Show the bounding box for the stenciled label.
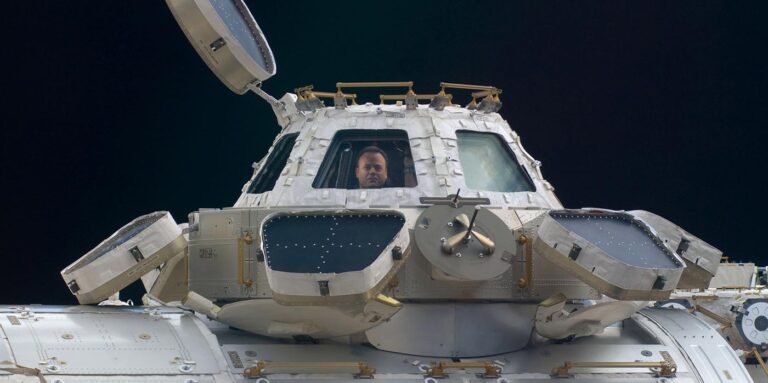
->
[198,248,216,259]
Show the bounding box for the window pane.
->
[312,130,416,189]
[456,131,535,192]
[247,133,298,194]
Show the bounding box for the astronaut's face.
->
[356,152,388,188]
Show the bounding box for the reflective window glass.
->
[247,133,298,194]
[456,131,535,192]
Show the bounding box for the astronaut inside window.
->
[313,130,416,189]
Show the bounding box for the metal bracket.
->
[425,361,501,379]
[129,246,144,262]
[439,210,495,255]
[419,193,490,208]
[209,37,226,52]
[246,81,284,109]
[318,281,330,296]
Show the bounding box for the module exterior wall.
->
[638,308,753,382]
[234,105,562,210]
[393,248,524,300]
[187,204,603,303]
[0,307,227,376]
[188,208,262,301]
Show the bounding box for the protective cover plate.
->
[166,0,276,94]
[263,213,404,273]
[414,205,517,281]
[260,211,410,302]
[629,210,722,289]
[60,211,186,304]
[534,209,685,300]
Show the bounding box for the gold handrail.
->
[551,351,676,378]
[748,348,768,378]
[693,304,732,329]
[471,89,503,98]
[311,91,357,99]
[440,82,496,91]
[244,361,375,379]
[237,232,254,288]
[294,81,501,110]
[380,94,443,101]
[337,81,413,89]
[516,234,533,289]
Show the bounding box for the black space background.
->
[1,2,766,304]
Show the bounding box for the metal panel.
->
[0,307,223,375]
[639,308,753,383]
[188,238,244,298]
[364,303,536,357]
[393,248,525,300]
[710,262,756,288]
[1,305,741,382]
[0,324,15,372]
[188,209,256,300]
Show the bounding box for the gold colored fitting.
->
[748,347,768,378]
[471,88,503,98]
[375,294,402,308]
[243,232,254,245]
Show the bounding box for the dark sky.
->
[1,1,766,304]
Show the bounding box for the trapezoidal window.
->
[456,130,535,192]
[247,133,298,194]
[312,130,416,189]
